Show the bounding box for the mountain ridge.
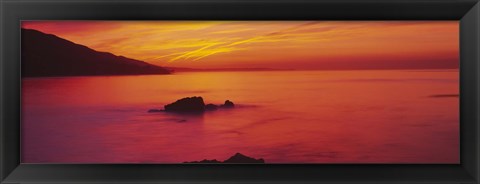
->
[21,28,171,77]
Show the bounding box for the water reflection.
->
[22,70,459,163]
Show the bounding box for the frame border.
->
[1,0,479,183]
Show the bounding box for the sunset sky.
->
[22,21,459,69]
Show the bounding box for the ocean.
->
[21,69,459,163]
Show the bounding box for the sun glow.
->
[22,21,458,69]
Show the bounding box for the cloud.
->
[22,21,459,69]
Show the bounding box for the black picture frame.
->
[1,0,479,183]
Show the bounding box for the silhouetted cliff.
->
[21,28,170,77]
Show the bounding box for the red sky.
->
[22,21,459,70]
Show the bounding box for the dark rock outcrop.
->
[205,104,218,111]
[22,28,171,77]
[185,159,222,163]
[221,100,235,108]
[184,153,265,163]
[223,153,264,163]
[150,96,235,113]
[164,96,205,112]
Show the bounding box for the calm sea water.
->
[21,70,459,163]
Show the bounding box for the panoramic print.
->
[21,21,459,163]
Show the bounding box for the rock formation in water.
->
[164,96,206,112]
[149,96,235,113]
[184,153,265,163]
[205,103,219,111]
[223,153,264,163]
[185,159,222,163]
[221,100,235,108]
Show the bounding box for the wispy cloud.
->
[22,21,459,69]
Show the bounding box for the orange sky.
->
[22,21,459,69]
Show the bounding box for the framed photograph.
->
[1,0,479,183]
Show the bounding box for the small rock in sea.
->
[148,109,163,113]
[223,153,264,163]
[155,97,235,113]
[205,103,218,111]
[184,153,264,163]
[164,96,205,112]
[221,100,235,108]
[184,159,222,163]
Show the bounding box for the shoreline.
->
[21,68,459,79]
